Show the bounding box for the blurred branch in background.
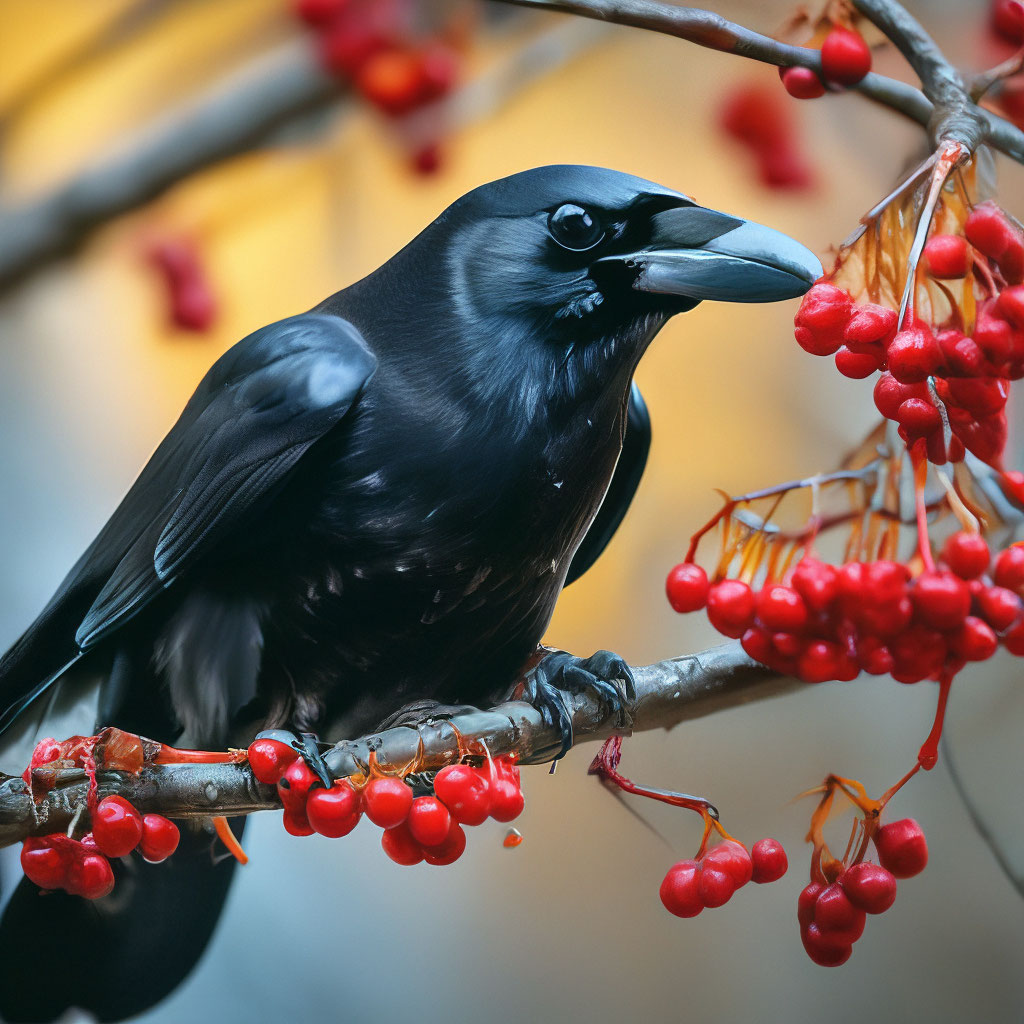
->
[0,642,795,847]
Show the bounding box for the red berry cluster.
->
[795,205,1024,468]
[145,237,217,333]
[660,837,788,918]
[799,818,926,966]
[780,26,871,100]
[291,0,458,171]
[667,532,1024,684]
[20,797,179,901]
[248,738,525,866]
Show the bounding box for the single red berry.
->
[20,840,68,889]
[750,838,788,883]
[998,284,1024,328]
[874,818,928,878]
[845,303,897,346]
[779,66,825,100]
[741,625,774,664]
[277,759,320,814]
[923,234,969,278]
[434,764,491,826]
[706,579,756,638]
[697,866,735,908]
[797,882,824,927]
[422,820,467,866]
[794,282,852,356]
[974,309,1014,366]
[307,781,362,838]
[791,557,839,613]
[834,347,880,378]
[381,821,424,865]
[797,639,842,683]
[814,883,866,943]
[949,616,999,661]
[801,922,853,967]
[92,795,144,858]
[363,777,414,829]
[772,631,803,658]
[941,532,990,579]
[488,776,525,823]
[938,329,984,377]
[976,585,1022,631]
[247,739,299,784]
[139,814,180,861]
[756,584,808,632]
[407,796,451,846]
[665,562,709,612]
[992,0,1024,43]
[67,853,115,900]
[820,27,872,87]
[994,543,1024,591]
[946,377,1009,418]
[282,808,313,836]
[858,636,894,675]
[966,202,1024,283]
[873,373,927,420]
[896,397,941,441]
[887,325,942,383]
[660,860,703,918]
[910,571,971,630]
[1004,616,1024,654]
[355,47,427,116]
[703,841,753,889]
[840,862,897,914]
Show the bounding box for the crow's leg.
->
[515,648,636,761]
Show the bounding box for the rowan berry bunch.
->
[18,732,180,900]
[291,0,460,172]
[247,737,525,866]
[776,2,873,101]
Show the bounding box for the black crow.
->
[0,165,820,1021]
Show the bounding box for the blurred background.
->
[0,0,1022,1021]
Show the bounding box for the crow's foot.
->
[518,649,636,761]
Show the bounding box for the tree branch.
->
[0,642,797,848]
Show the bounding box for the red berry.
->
[741,625,774,664]
[874,818,928,878]
[703,841,753,888]
[834,347,879,378]
[422,820,467,866]
[873,373,926,420]
[756,584,808,632]
[998,284,1024,328]
[814,883,866,942]
[820,28,872,87]
[697,866,735,908]
[896,397,941,441]
[966,203,1024,282]
[277,759,319,814]
[307,781,362,838]
[797,639,842,683]
[794,283,852,356]
[363,777,414,829]
[139,814,180,862]
[292,0,349,28]
[1005,616,1024,654]
[791,557,839,612]
[801,922,853,967]
[665,562,709,612]
[434,764,491,826]
[67,853,115,900]
[841,862,897,914]
[845,303,897,346]
[706,580,756,638]
[381,821,424,865]
[938,329,984,377]
[407,796,451,847]
[946,377,1009,418]
[992,0,1024,43]
[910,571,971,630]
[887,325,941,383]
[994,543,1024,591]
[20,840,68,889]
[923,234,969,278]
[660,860,703,918]
[750,838,788,883]
[92,796,143,858]
[941,532,990,579]
[976,585,1022,630]
[488,776,525,823]
[355,47,427,116]
[779,66,825,100]
[248,739,299,784]
[949,615,999,661]
[282,808,314,836]
[798,882,823,927]
[858,636,894,675]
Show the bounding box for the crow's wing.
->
[0,313,376,733]
[564,382,650,586]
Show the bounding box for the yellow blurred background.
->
[0,1,1021,1022]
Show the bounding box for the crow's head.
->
[441,165,820,333]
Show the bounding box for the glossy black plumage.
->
[0,165,821,1021]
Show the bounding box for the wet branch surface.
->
[0,642,797,847]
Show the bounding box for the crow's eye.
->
[548,204,604,252]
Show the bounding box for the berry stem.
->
[916,668,955,770]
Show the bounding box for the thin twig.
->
[0,642,796,848]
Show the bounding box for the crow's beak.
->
[597,204,822,303]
